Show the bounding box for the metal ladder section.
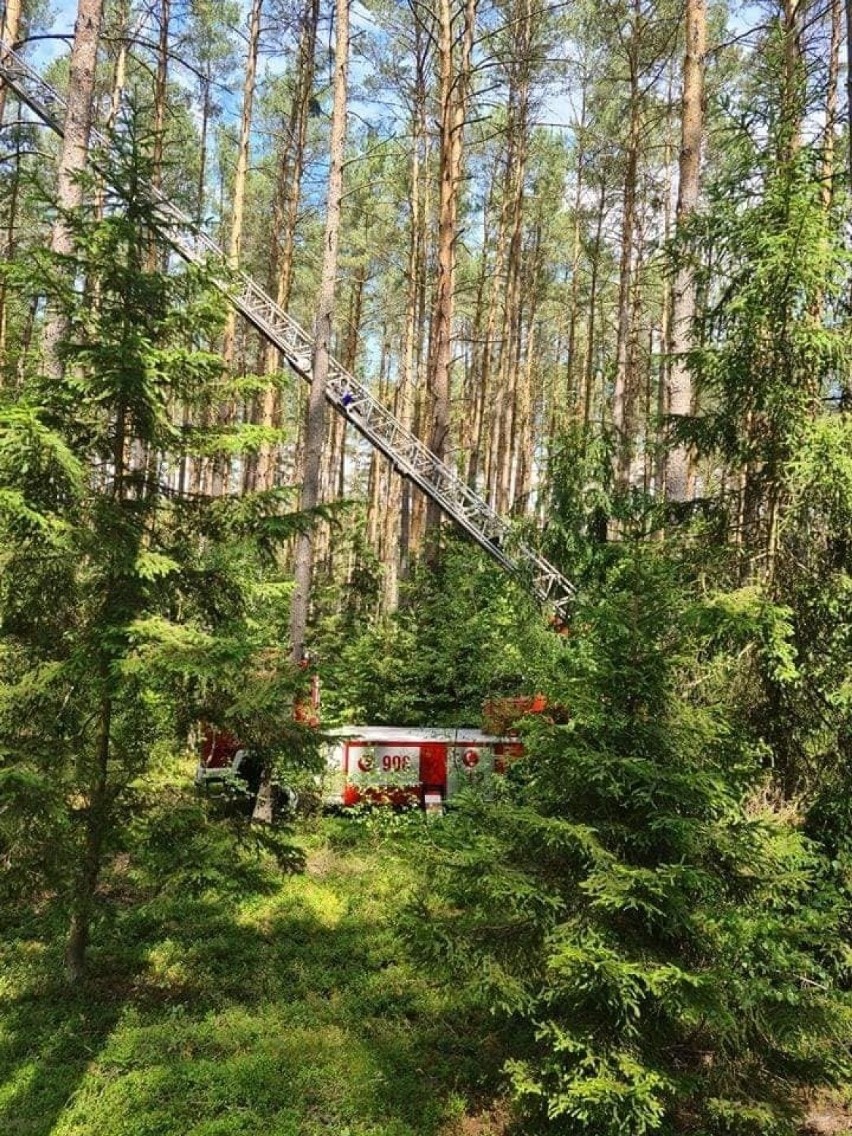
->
[0,43,575,616]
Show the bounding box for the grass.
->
[0,793,510,1136]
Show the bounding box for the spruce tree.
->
[410,550,851,1134]
[0,126,315,981]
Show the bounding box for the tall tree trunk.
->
[66,391,129,981]
[465,231,490,491]
[583,179,607,431]
[151,0,170,193]
[270,0,320,323]
[611,8,641,492]
[0,138,21,368]
[0,0,22,126]
[494,69,529,515]
[104,0,134,134]
[42,0,105,381]
[213,0,263,498]
[781,0,804,160]
[0,0,23,361]
[424,0,475,545]
[287,0,348,669]
[196,63,213,226]
[822,0,841,209]
[259,0,347,821]
[253,0,319,492]
[666,0,705,502]
[398,32,429,584]
[140,0,169,290]
[223,0,263,365]
[566,85,588,416]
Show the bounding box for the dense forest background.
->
[2,0,852,1133]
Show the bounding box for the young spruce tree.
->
[0,126,315,982]
[410,550,851,1135]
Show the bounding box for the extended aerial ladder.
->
[0,43,575,616]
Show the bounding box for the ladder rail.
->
[0,43,575,614]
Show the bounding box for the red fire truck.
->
[196,725,524,810]
[323,727,523,808]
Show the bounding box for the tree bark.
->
[287,0,348,667]
[611,2,642,492]
[223,0,264,365]
[253,0,320,492]
[582,179,607,430]
[0,137,22,367]
[494,65,529,515]
[822,0,841,209]
[424,0,476,545]
[566,86,588,417]
[398,29,429,584]
[0,0,22,360]
[0,0,22,126]
[42,0,105,381]
[261,0,347,827]
[151,0,170,195]
[781,0,804,160]
[666,0,705,503]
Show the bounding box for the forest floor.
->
[4,782,851,1136]
[0,793,510,1136]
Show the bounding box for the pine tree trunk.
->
[465,236,489,490]
[209,0,263,499]
[0,140,21,368]
[42,0,105,381]
[0,0,22,126]
[484,108,519,510]
[398,40,428,583]
[822,0,841,209]
[104,0,133,134]
[665,0,705,503]
[611,18,641,492]
[151,0,170,193]
[425,0,457,543]
[223,0,263,366]
[425,0,475,546]
[0,0,23,361]
[286,0,348,668]
[196,64,212,226]
[781,0,803,159]
[269,0,349,833]
[254,0,320,492]
[495,79,528,515]
[67,396,128,980]
[654,71,675,500]
[139,0,169,290]
[567,87,587,415]
[583,182,607,430]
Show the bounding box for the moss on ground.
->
[0,807,509,1136]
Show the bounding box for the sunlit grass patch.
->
[0,816,509,1136]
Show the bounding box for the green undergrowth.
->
[0,795,509,1136]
